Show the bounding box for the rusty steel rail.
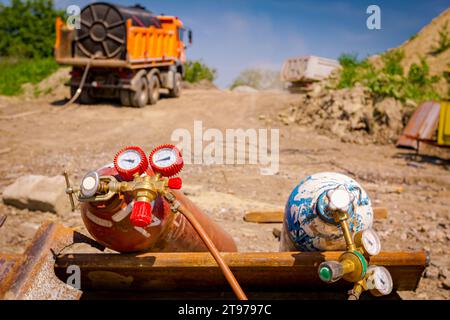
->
[0,221,429,300]
[54,251,428,298]
[0,215,6,228]
[0,222,101,300]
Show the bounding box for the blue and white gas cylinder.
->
[280,172,374,251]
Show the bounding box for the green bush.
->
[0,1,63,96]
[381,50,404,76]
[0,58,59,95]
[184,60,217,83]
[0,0,64,58]
[431,21,450,55]
[336,53,368,88]
[336,50,441,103]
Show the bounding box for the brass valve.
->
[317,186,393,299]
[64,170,180,227]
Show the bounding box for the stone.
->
[442,279,450,290]
[439,267,449,279]
[18,222,40,238]
[2,175,70,214]
[373,98,403,131]
[424,266,439,280]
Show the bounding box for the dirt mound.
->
[182,79,218,90]
[21,67,70,100]
[278,8,450,145]
[231,85,259,93]
[278,84,409,144]
[370,8,450,96]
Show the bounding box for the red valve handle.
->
[130,201,152,227]
[168,177,182,189]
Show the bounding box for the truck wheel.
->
[119,89,131,106]
[168,72,182,98]
[130,76,149,108]
[148,74,160,105]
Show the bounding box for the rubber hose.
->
[64,54,99,106]
[165,192,248,300]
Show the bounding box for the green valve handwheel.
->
[318,261,344,283]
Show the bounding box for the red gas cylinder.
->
[80,164,237,253]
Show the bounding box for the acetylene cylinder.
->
[280,172,373,251]
[80,165,237,253]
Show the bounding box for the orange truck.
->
[54,2,192,107]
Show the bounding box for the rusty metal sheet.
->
[397,101,441,149]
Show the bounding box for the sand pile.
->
[278,83,411,144]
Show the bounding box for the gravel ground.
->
[0,88,449,299]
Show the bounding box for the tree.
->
[184,60,217,83]
[0,0,64,58]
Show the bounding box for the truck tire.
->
[119,89,131,106]
[168,72,182,98]
[71,86,95,104]
[148,74,160,105]
[130,76,149,108]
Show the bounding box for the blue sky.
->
[3,0,449,87]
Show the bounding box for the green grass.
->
[0,57,59,96]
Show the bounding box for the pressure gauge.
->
[366,266,393,297]
[354,228,381,256]
[114,146,148,181]
[149,144,184,177]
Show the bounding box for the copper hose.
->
[165,192,248,300]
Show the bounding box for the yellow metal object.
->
[317,195,372,297]
[107,174,169,202]
[332,209,357,251]
[348,280,368,300]
[63,171,76,211]
[339,251,366,283]
[65,172,171,208]
[438,101,450,146]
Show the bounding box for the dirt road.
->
[0,88,449,299]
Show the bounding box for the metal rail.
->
[0,222,429,300]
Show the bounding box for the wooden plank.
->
[244,207,389,223]
[243,210,283,223]
[0,148,11,155]
[55,251,427,293]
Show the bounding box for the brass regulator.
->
[317,187,393,300]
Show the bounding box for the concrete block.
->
[2,175,70,214]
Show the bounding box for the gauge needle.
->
[157,156,171,162]
[123,159,135,163]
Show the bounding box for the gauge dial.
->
[114,146,148,181]
[149,144,184,177]
[355,228,381,256]
[366,266,393,296]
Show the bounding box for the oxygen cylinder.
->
[80,164,237,253]
[280,172,373,251]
